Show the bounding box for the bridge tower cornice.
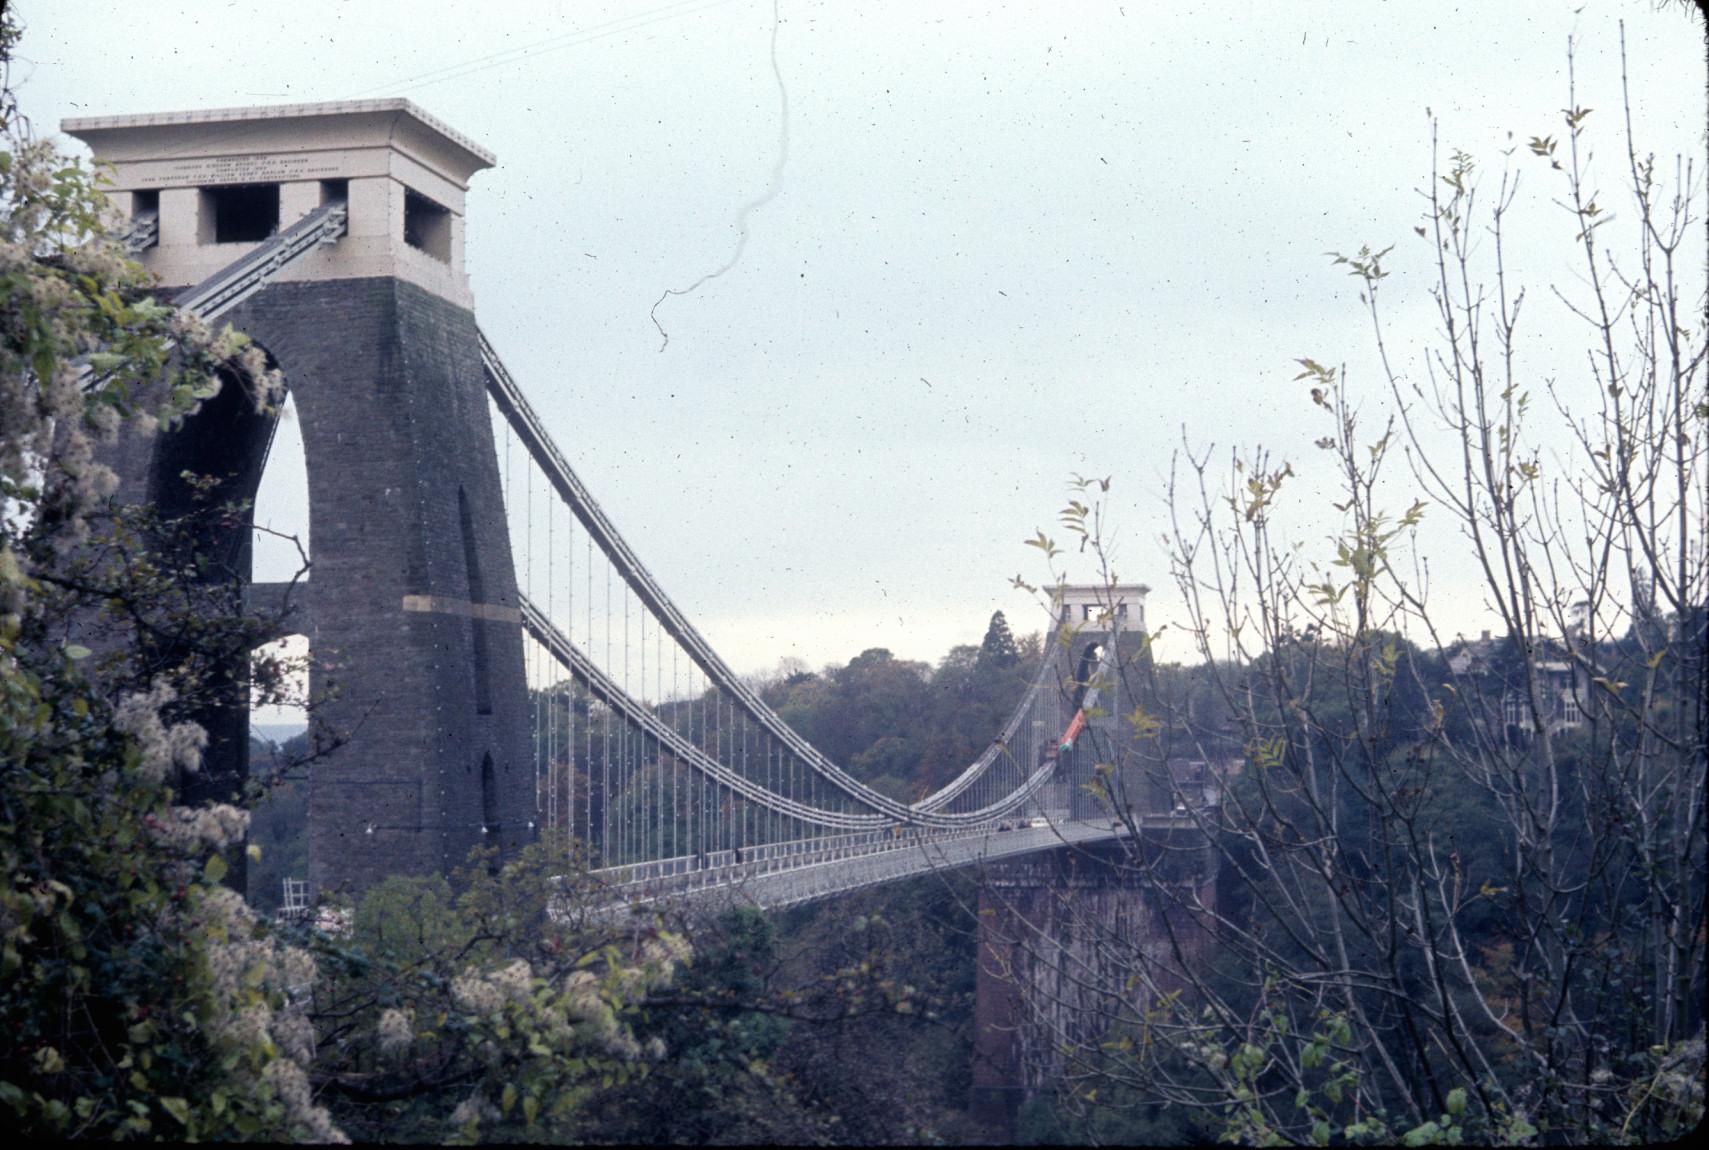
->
[64,99,492,309]
[1050,582,1149,634]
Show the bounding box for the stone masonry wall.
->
[970,836,1217,1136]
[105,276,536,899]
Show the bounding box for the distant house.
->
[1446,629,1590,736]
[1446,629,1501,677]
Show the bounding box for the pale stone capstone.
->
[63,99,494,309]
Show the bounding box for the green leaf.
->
[1402,1120,1441,1146]
[161,1097,191,1125]
[1446,1086,1466,1117]
[204,854,228,884]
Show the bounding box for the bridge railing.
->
[594,823,961,885]
[593,822,999,897]
[479,326,1170,883]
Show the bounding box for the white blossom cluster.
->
[2,135,281,603]
[556,968,628,1054]
[148,803,250,852]
[376,1006,414,1054]
[2,106,324,1143]
[0,143,132,568]
[263,1060,342,1143]
[451,956,544,1016]
[450,971,505,1016]
[177,885,345,1142]
[446,930,692,1107]
[489,957,534,1002]
[111,679,206,783]
[0,143,88,484]
[449,1092,500,1128]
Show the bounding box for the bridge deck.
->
[587,814,1198,915]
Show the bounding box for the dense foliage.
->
[571,879,985,1145]
[300,840,692,1143]
[0,14,339,1136]
[761,612,1041,802]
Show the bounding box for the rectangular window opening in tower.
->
[202,183,280,244]
[404,188,452,263]
[131,188,159,222]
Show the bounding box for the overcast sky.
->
[15,0,1706,676]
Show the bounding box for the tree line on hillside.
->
[765,609,1040,801]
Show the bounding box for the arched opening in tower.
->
[252,390,310,585]
[1071,641,1104,712]
[248,389,312,749]
[144,359,281,819]
[249,630,312,916]
[250,632,311,742]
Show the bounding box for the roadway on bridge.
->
[605,819,1137,915]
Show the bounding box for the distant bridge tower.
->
[973,582,1223,1135]
[66,102,535,898]
[1047,583,1151,819]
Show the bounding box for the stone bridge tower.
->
[1046,583,1152,819]
[971,583,1220,1135]
[66,102,535,899]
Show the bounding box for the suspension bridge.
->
[66,100,1200,914]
